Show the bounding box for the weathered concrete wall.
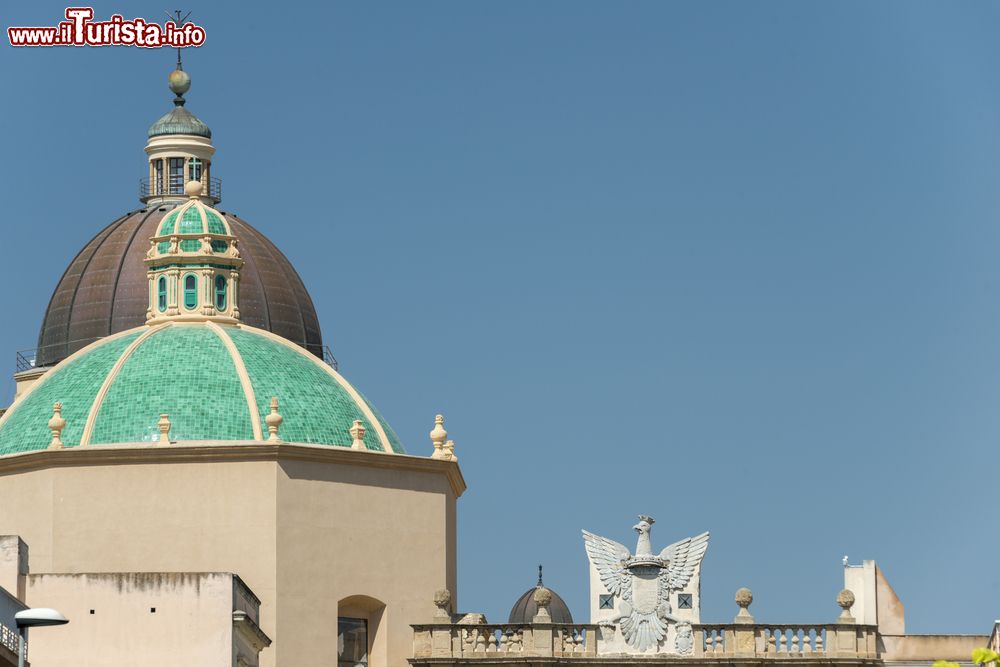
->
[26,572,234,666]
[0,537,27,602]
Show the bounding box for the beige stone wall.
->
[0,444,462,667]
[880,634,990,662]
[274,458,458,667]
[25,572,235,666]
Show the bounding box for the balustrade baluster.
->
[487,629,498,653]
[767,628,776,654]
[816,628,825,655]
[778,628,788,653]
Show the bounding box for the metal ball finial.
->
[168,69,191,106]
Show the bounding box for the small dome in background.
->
[507,566,573,624]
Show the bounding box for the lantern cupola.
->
[142,67,219,206]
[144,180,242,323]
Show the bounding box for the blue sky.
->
[3,1,999,633]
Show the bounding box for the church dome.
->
[507,569,574,624]
[0,322,403,455]
[36,206,324,367]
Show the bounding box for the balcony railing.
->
[140,177,222,203]
[322,346,339,371]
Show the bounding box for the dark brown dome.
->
[508,585,574,625]
[36,205,323,367]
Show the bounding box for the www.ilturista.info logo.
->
[8,8,206,48]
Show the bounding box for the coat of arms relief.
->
[583,515,709,655]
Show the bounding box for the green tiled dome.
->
[157,200,230,236]
[0,323,404,456]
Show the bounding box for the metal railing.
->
[140,176,222,203]
[15,349,37,373]
[322,346,339,371]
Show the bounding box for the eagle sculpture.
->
[583,516,709,652]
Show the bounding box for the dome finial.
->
[165,10,192,106]
[184,179,203,198]
[537,564,543,586]
[168,68,191,107]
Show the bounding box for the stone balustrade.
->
[412,623,599,659]
[412,586,881,664]
[695,623,877,658]
[412,622,877,661]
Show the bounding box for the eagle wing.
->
[658,531,710,590]
[582,529,631,597]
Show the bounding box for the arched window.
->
[157,277,167,312]
[215,275,227,311]
[338,595,385,667]
[183,274,198,310]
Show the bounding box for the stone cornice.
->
[0,442,466,497]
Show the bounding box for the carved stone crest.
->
[583,516,709,653]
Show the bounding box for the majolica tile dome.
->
[5,66,406,456]
[0,323,402,455]
[36,66,323,368]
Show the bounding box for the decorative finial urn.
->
[266,397,283,442]
[734,587,754,623]
[48,402,66,449]
[532,586,553,623]
[433,589,452,621]
[836,588,856,623]
[349,420,366,450]
[430,414,447,459]
[157,413,172,444]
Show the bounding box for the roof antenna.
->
[537,564,543,587]
[165,9,192,70]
